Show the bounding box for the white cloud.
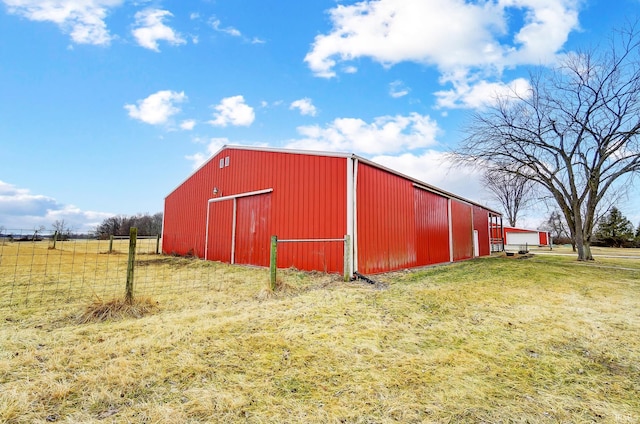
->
[306,0,579,78]
[2,0,122,45]
[290,98,317,117]
[305,0,579,108]
[371,151,488,205]
[132,8,186,52]
[285,112,439,155]
[0,180,112,232]
[389,80,409,98]
[208,96,255,127]
[435,77,531,109]
[124,90,186,125]
[209,17,241,37]
[180,119,196,130]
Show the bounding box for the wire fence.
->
[0,230,258,309]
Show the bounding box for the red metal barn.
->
[163,146,501,275]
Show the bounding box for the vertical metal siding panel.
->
[359,165,383,274]
[164,158,216,258]
[266,152,346,273]
[473,206,490,257]
[356,164,416,274]
[235,193,272,266]
[432,195,450,264]
[451,200,473,261]
[414,189,450,266]
[207,200,234,262]
[414,189,428,265]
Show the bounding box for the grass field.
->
[0,239,225,307]
[1,248,639,423]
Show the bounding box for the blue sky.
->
[1,0,639,233]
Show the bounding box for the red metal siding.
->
[357,163,417,274]
[451,200,473,261]
[164,148,347,273]
[473,206,490,257]
[414,188,450,265]
[165,147,499,274]
[163,175,207,257]
[539,232,549,245]
[235,193,272,266]
[206,199,234,262]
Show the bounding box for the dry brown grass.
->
[1,250,639,423]
[77,297,159,324]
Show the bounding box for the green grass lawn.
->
[1,252,639,423]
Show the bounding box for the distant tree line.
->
[540,207,640,248]
[95,212,163,238]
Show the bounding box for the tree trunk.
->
[575,231,586,261]
[583,243,593,261]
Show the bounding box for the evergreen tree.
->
[594,207,634,247]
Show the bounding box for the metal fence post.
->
[343,234,351,282]
[269,235,278,290]
[125,227,137,303]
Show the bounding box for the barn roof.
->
[170,144,502,216]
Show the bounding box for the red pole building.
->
[163,146,502,275]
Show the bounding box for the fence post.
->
[155,234,161,254]
[109,235,114,253]
[269,235,278,291]
[343,234,351,282]
[52,231,58,250]
[125,227,138,303]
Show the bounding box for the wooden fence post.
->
[343,234,351,282]
[125,227,137,304]
[109,235,114,253]
[52,231,58,250]
[155,234,161,254]
[269,235,278,291]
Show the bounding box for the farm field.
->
[1,249,639,423]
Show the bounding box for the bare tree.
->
[454,24,640,261]
[51,219,72,239]
[482,168,535,227]
[539,210,574,249]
